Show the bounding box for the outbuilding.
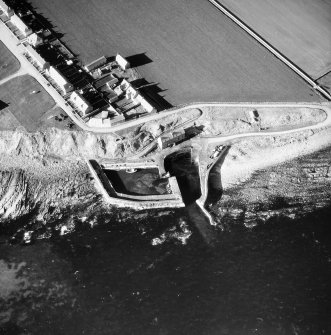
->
[84,56,107,72]
[116,54,130,70]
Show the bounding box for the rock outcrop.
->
[211,146,331,228]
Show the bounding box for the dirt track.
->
[29,0,322,105]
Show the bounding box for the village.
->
[0,0,157,129]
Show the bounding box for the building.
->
[134,94,155,113]
[125,85,138,100]
[11,14,32,36]
[84,56,107,72]
[70,91,92,115]
[25,45,49,70]
[101,110,109,119]
[107,105,122,116]
[107,88,118,103]
[27,32,43,47]
[247,109,260,123]
[95,73,118,89]
[47,66,73,94]
[122,80,155,113]
[0,0,14,17]
[158,128,186,149]
[88,117,103,127]
[116,54,130,70]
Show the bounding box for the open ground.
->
[0,75,63,132]
[0,41,20,81]
[218,0,331,79]
[28,0,322,105]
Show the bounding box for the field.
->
[0,75,57,132]
[218,0,331,79]
[28,0,321,105]
[0,41,20,81]
[318,72,331,95]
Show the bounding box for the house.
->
[47,66,73,94]
[11,14,32,36]
[84,56,107,72]
[27,33,43,47]
[125,85,138,100]
[70,91,92,115]
[95,73,118,89]
[0,0,14,17]
[134,95,155,113]
[116,54,130,70]
[25,45,49,70]
[157,128,185,149]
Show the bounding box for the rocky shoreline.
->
[212,146,331,228]
[0,121,330,241]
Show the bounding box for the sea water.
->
[0,205,330,335]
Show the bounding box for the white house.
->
[25,45,49,70]
[116,54,130,70]
[0,0,14,17]
[48,66,73,94]
[134,95,155,113]
[27,33,43,47]
[11,14,32,36]
[70,91,92,115]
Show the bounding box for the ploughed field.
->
[29,0,321,105]
[219,0,331,79]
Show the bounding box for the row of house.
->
[25,49,75,96]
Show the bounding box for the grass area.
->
[29,0,321,105]
[0,41,20,81]
[219,0,331,79]
[0,75,57,132]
